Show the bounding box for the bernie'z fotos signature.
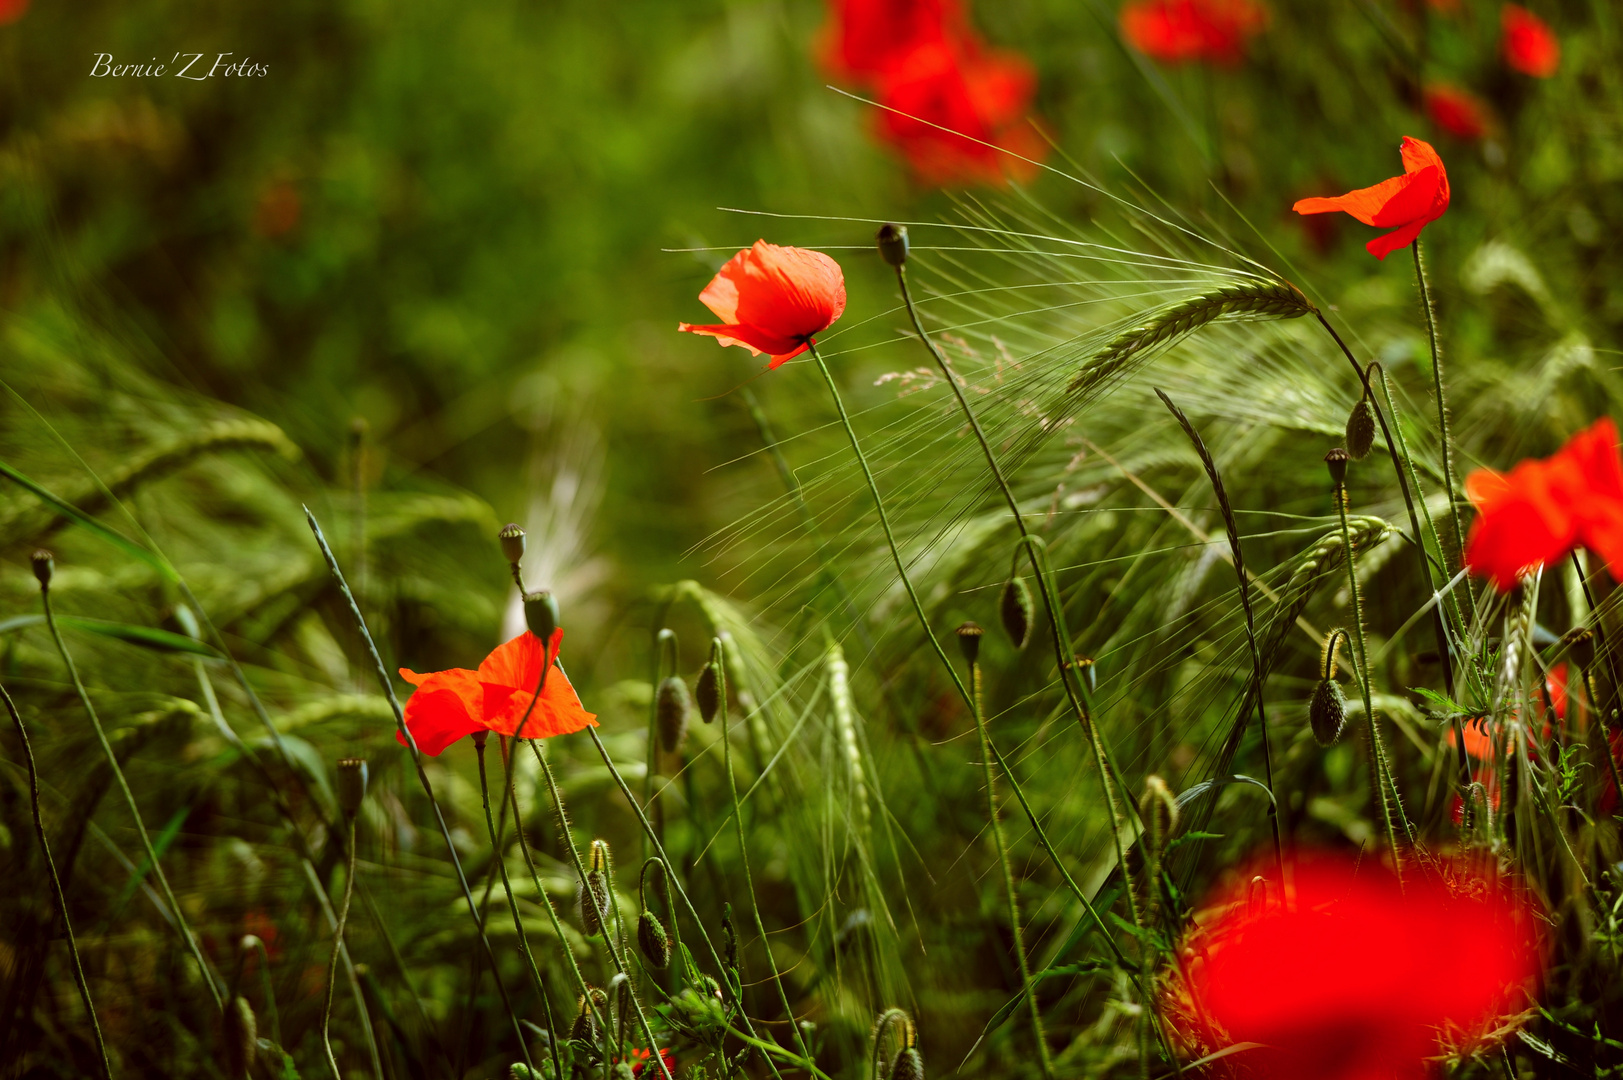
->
[89,53,269,79]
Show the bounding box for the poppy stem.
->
[39,579,224,1012]
[1333,483,1406,880]
[321,815,359,1080]
[709,636,816,1066]
[529,738,680,1080]
[305,507,538,1075]
[474,737,565,1080]
[965,653,1055,1078]
[0,681,112,1080]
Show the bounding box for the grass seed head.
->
[524,589,560,641]
[1309,678,1348,746]
[955,621,983,665]
[876,223,909,267]
[638,909,671,967]
[999,577,1033,649]
[1346,395,1377,460]
[695,660,721,723]
[656,675,692,752]
[1139,774,1179,853]
[499,522,526,566]
[891,1047,924,1080]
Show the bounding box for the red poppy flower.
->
[678,241,846,368]
[1546,661,1569,721]
[821,0,964,81]
[1423,82,1490,140]
[873,37,1045,184]
[0,0,27,25]
[1172,852,1539,1080]
[1502,4,1559,78]
[397,629,597,756]
[1119,0,1269,66]
[1292,136,1450,260]
[1464,417,1623,590]
[626,1047,676,1078]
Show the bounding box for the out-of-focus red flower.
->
[1119,0,1269,65]
[873,37,1045,184]
[0,0,27,25]
[1293,136,1450,260]
[1601,729,1623,815]
[678,241,846,368]
[1502,4,1560,78]
[1424,82,1490,140]
[1464,417,1623,590]
[1426,0,1462,13]
[1546,662,1569,721]
[397,629,596,756]
[626,1047,676,1078]
[1174,852,1540,1080]
[242,910,282,959]
[821,0,964,80]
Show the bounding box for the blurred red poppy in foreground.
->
[1502,4,1560,78]
[626,1047,676,1078]
[0,0,27,25]
[873,37,1044,184]
[1119,0,1268,65]
[1464,417,1623,590]
[1424,83,1490,140]
[678,241,846,368]
[398,629,596,756]
[1174,853,1540,1080]
[822,0,965,80]
[1293,136,1449,260]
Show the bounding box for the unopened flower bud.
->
[337,758,368,817]
[955,622,983,665]
[1324,447,1349,487]
[876,223,910,268]
[1309,678,1347,746]
[31,550,53,589]
[1000,576,1033,650]
[638,910,671,967]
[524,590,560,641]
[1345,396,1377,460]
[570,992,602,1042]
[1247,875,1268,916]
[656,676,691,753]
[891,1047,924,1080]
[695,661,721,724]
[499,522,526,566]
[222,994,257,1079]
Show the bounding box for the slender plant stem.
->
[321,816,359,1080]
[304,508,536,1073]
[1,681,112,1078]
[710,637,813,1064]
[529,739,677,1080]
[968,658,1053,1077]
[505,752,597,1007]
[40,584,223,1011]
[1333,484,1404,877]
[1411,240,1472,624]
[643,627,675,862]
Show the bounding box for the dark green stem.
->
[1412,240,1473,627]
[321,816,359,1080]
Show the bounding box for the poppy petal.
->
[397,668,489,756]
[489,661,599,740]
[677,321,807,359]
[1365,215,1430,260]
[477,629,564,691]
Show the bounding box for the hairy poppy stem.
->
[709,636,815,1066]
[39,580,224,1012]
[1411,240,1473,627]
[304,508,537,1074]
[321,816,359,1080]
[528,737,679,1080]
[1,681,112,1079]
[965,654,1055,1077]
[1332,483,1405,879]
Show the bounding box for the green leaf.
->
[0,614,221,658]
[0,459,177,581]
[1409,686,1475,719]
[1164,830,1223,853]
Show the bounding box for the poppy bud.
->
[524,590,560,642]
[891,1048,924,1080]
[222,994,257,1079]
[1324,447,1349,487]
[1345,396,1377,460]
[499,522,526,566]
[580,870,609,937]
[876,223,910,268]
[1309,678,1347,746]
[656,676,691,753]
[638,909,671,967]
[30,549,53,589]
[1000,576,1033,649]
[1560,626,1595,670]
[695,661,721,724]
[337,758,368,817]
[1247,875,1268,916]
[571,992,601,1042]
[954,622,983,665]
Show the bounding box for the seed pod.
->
[999,576,1033,649]
[499,522,527,566]
[30,549,53,589]
[955,622,983,666]
[638,909,671,967]
[524,590,560,641]
[695,661,721,724]
[876,223,910,268]
[1345,396,1377,460]
[1309,678,1348,746]
[656,676,691,753]
[336,758,368,817]
[1324,446,1349,487]
[571,992,601,1042]
[580,871,609,937]
[890,1047,925,1080]
[222,994,257,1079]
